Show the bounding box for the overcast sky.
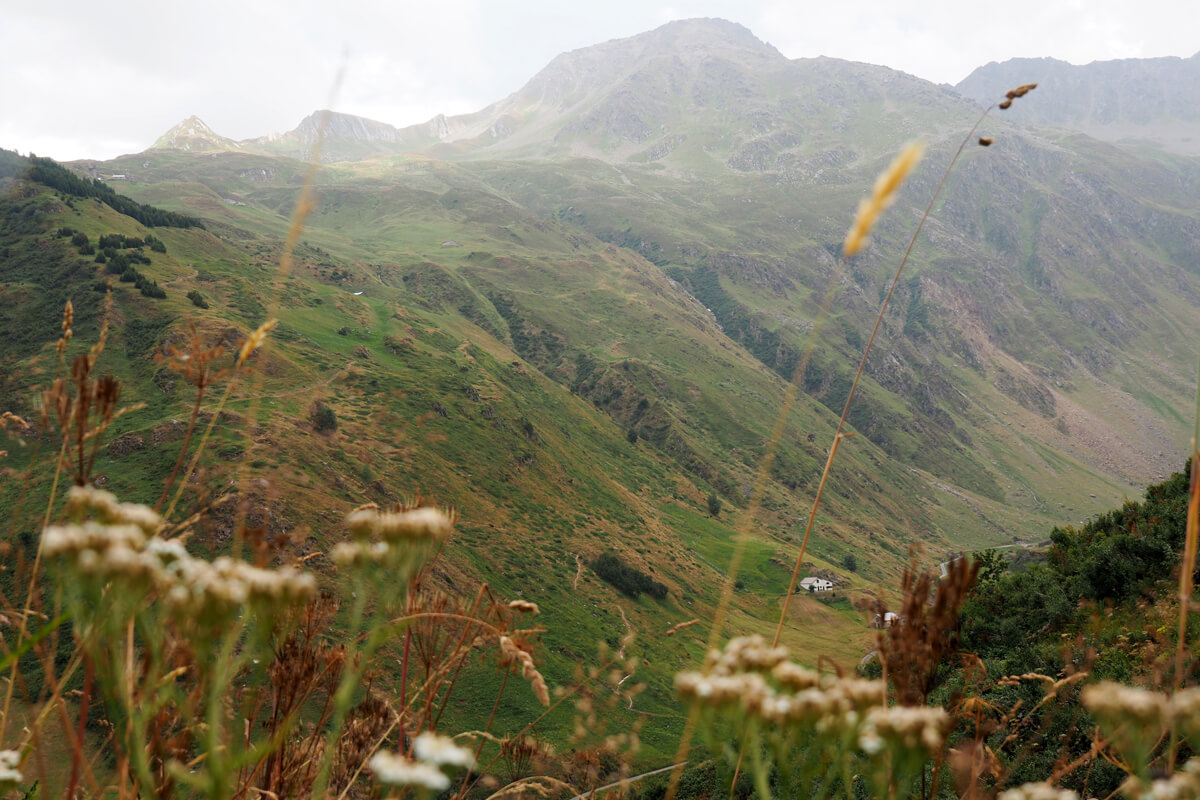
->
[3,0,1196,161]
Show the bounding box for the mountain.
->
[154,110,413,163]
[956,53,1200,155]
[7,17,1200,764]
[152,115,241,152]
[250,110,411,161]
[399,18,967,167]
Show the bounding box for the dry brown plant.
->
[877,556,979,708]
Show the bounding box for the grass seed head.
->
[842,141,925,257]
[509,599,541,614]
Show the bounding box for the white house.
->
[799,577,834,592]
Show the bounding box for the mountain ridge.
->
[956,52,1200,155]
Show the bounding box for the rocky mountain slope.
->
[956,53,1200,155]
[153,115,242,152]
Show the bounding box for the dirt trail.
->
[615,605,632,659]
[613,606,637,710]
[572,553,584,590]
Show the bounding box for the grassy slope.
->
[10,92,1199,759]
[1,168,931,764]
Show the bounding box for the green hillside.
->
[5,18,1200,789]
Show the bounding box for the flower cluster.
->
[0,750,22,794]
[44,487,316,622]
[1168,686,1200,742]
[345,505,454,541]
[997,782,1079,800]
[369,751,451,791]
[676,635,942,754]
[163,554,316,620]
[333,504,454,570]
[66,485,162,534]
[1081,682,1170,728]
[858,706,949,756]
[370,732,474,791]
[1082,682,1200,780]
[1119,758,1200,800]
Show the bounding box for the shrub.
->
[187,289,209,308]
[707,492,721,517]
[137,278,166,298]
[313,401,338,432]
[590,551,667,599]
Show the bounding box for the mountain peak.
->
[644,17,779,53]
[291,110,405,145]
[152,116,238,152]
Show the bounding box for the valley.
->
[3,17,1200,778]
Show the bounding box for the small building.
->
[871,611,902,629]
[799,576,834,593]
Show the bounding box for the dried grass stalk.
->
[842,141,925,256]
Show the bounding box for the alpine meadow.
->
[3,16,1200,800]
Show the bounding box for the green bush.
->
[590,551,667,599]
[707,492,721,517]
[313,401,338,432]
[186,290,209,308]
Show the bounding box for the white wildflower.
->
[997,782,1078,800]
[369,750,451,790]
[1170,687,1200,739]
[1119,758,1200,800]
[1083,682,1168,726]
[345,506,453,542]
[0,749,22,791]
[413,731,475,768]
[861,706,948,754]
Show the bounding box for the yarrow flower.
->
[1082,682,1169,727]
[0,749,22,793]
[335,504,455,575]
[997,782,1079,800]
[1169,686,1200,742]
[369,750,451,791]
[66,485,162,534]
[413,731,475,768]
[345,505,454,542]
[676,636,895,739]
[858,705,948,755]
[44,490,317,625]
